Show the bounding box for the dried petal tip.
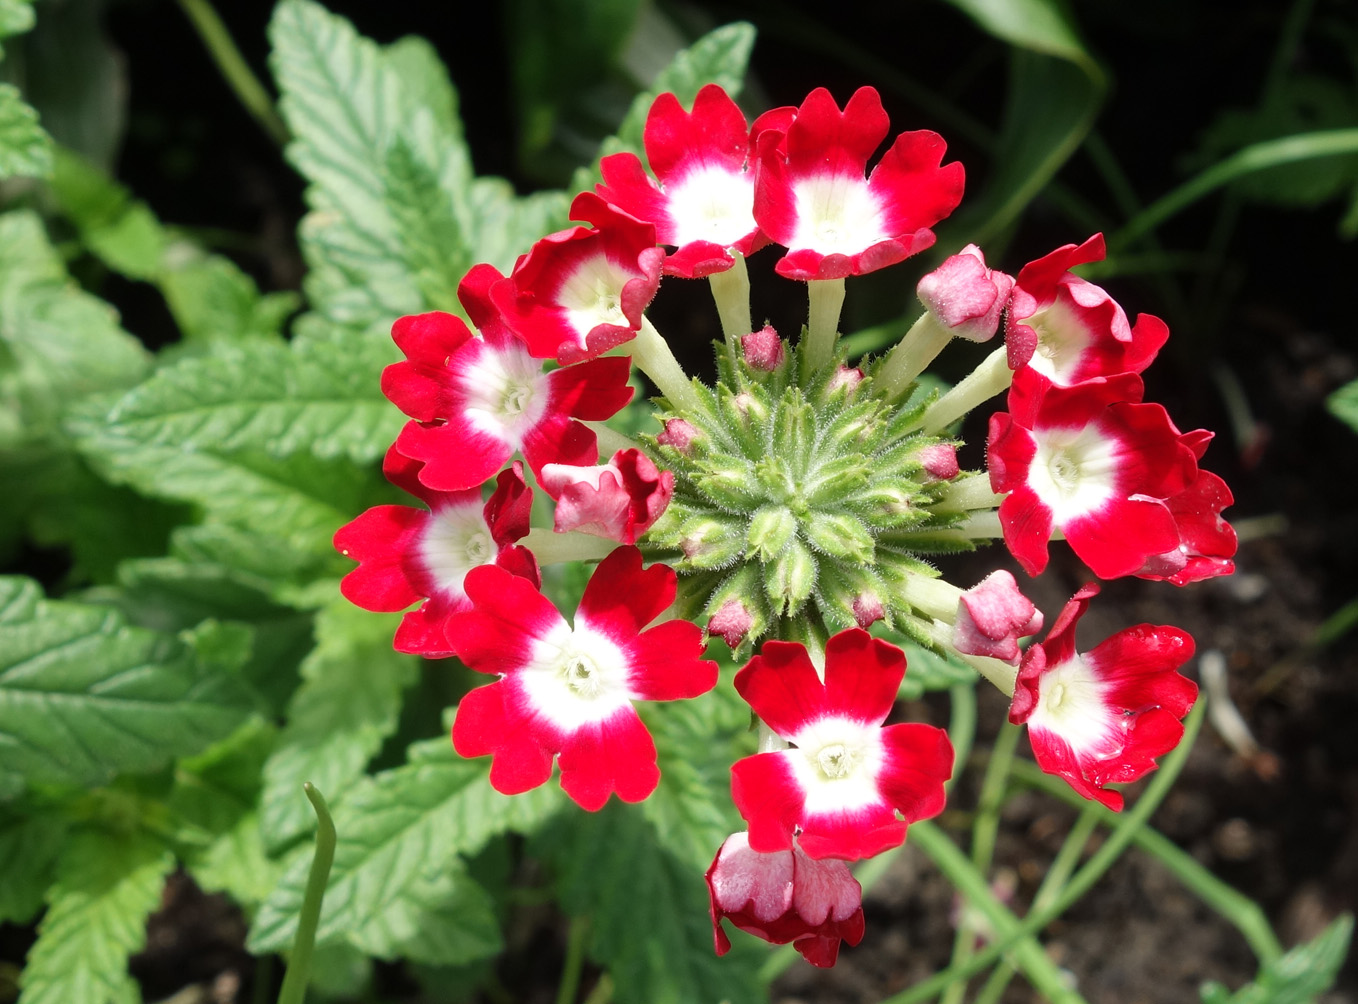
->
[709,599,755,649]
[918,443,960,482]
[707,831,865,967]
[916,244,1014,343]
[656,417,700,455]
[742,324,786,371]
[953,570,1043,665]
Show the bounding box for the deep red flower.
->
[539,448,675,544]
[1135,467,1237,585]
[334,449,539,656]
[987,368,1201,578]
[1005,234,1169,385]
[1009,583,1198,810]
[381,264,634,492]
[447,546,717,810]
[707,831,865,967]
[752,86,964,280]
[491,193,664,363]
[597,84,767,278]
[730,628,953,861]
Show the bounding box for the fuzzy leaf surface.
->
[0,84,52,180]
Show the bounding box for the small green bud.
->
[677,515,747,569]
[803,511,875,563]
[692,455,762,509]
[765,537,817,615]
[802,455,871,506]
[771,395,815,472]
[747,504,798,560]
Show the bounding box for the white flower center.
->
[460,342,548,446]
[1020,298,1094,385]
[518,621,633,730]
[787,715,885,815]
[789,174,887,256]
[1026,656,1122,758]
[558,256,636,343]
[1027,422,1118,525]
[419,504,495,600]
[666,165,756,248]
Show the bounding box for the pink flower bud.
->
[953,570,1043,665]
[742,324,785,371]
[656,418,699,455]
[918,443,960,482]
[540,448,674,545]
[708,599,755,649]
[852,593,885,629]
[916,244,1014,343]
[829,365,864,394]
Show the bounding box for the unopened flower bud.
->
[917,244,1014,343]
[803,512,875,564]
[541,448,673,544]
[657,418,700,455]
[742,324,785,372]
[953,570,1044,665]
[918,444,960,482]
[852,593,885,629]
[766,538,817,615]
[748,505,798,560]
[708,600,755,649]
[828,365,864,395]
[679,515,746,569]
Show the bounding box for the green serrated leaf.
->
[188,811,282,914]
[249,723,562,956]
[466,179,570,276]
[0,83,52,179]
[544,802,766,1004]
[17,828,174,1004]
[382,133,470,313]
[97,332,400,464]
[1326,379,1358,435]
[1199,913,1353,1004]
[260,603,417,850]
[0,576,254,788]
[0,812,68,924]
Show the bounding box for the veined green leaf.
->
[1200,913,1353,1004]
[249,722,562,956]
[259,603,418,850]
[0,812,68,925]
[17,828,174,1004]
[544,802,766,1004]
[0,84,52,180]
[0,576,254,789]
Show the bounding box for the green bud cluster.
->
[642,338,977,657]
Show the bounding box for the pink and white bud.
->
[829,365,864,394]
[742,324,786,371]
[918,443,960,482]
[541,448,674,545]
[656,418,700,455]
[852,593,885,629]
[709,599,755,649]
[916,244,1014,343]
[953,570,1044,665]
[707,831,865,968]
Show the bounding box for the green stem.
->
[972,962,1015,1004]
[176,0,289,146]
[910,822,1088,1004]
[275,784,337,1004]
[876,312,953,400]
[945,684,976,796]
[1009,758,1284,966]
[633,316,700,413]
[803,278,846,377]
[918,347,1012,435]
[581,974,614,1004]
[522,528,616,565]
[881,701,1205,1004]
[584,422,642,457]
[556,916,590,1004]
[709,252,752,353]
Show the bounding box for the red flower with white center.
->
[491,193,665,364]
[334,449,540,656]
[707,830,865,967]
[730,628,953,861]
[381,264,634,492]
[752,86,964,281]
[447,546,718,810]
[1005,234,1169,386]
[597,84,767,279]
[1009,583,1197,810]
[540,448,675,544]
[987,368,1201,579]
[953,570,1044,665]
[1135,467,1237,585]
[916,244,1015,343]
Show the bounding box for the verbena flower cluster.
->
[335,84,1236,967]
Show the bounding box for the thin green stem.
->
[633,316,700,413]
[584,422,642,457]
[803,279,846,377]
[881,701,1204,1004]
[581,973,614,1004]
[522,528,616,565]
[556,916,590,1004]
[176,0,289,146]
[876,312,952,400]
[1009,758,1283,966]
[709,252,752,356]
[945,684,976,796]
[276,784,336,1004]
[918,347,1012,435]
[972,961,1014,1004]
